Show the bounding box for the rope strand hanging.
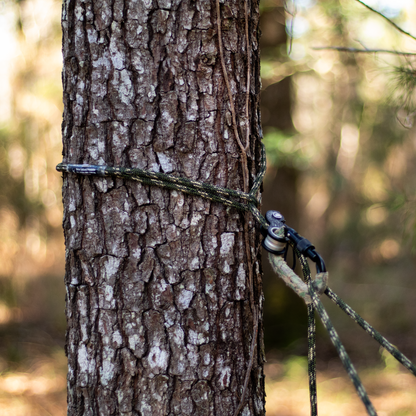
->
[57,143,416,416]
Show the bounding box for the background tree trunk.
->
[259,5,306,353]
[61,0,264,415]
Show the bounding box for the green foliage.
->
[391,59,416,126]
[263,128,309,169]
[283,355,308,379]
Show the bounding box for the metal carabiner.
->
[261,211,288,255]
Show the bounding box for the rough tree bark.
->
[61,0,264,415]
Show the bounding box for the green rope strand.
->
[56,143,268,228]
[295,250,318,416]
[325,287,416,377]
[308,285,378,416]
[295,251,377,416]
[307,304,318,416]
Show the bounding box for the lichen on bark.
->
[61,0,265,415]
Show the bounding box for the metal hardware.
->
[261,211,288,255]
[262,210,326,273]
[272,211,284,220]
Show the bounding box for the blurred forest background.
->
[0,0,416,414]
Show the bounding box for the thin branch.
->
[396,110,416,129]
[284,0,296,55]
[354,38,370,50]
[216,0,249,192]
[355,0,416,42]
[313,46,416,56]
[244,0,251,152]
[233,306,259,416]
[233,3,259,416]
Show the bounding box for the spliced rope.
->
[57,143,416,416]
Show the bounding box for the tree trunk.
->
[61,0,264,415]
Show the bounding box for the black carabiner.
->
[285,226,326,273]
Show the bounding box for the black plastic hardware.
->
[262,210,326,273]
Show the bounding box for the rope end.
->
[56,163,106,176]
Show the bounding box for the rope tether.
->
[56,143,268,229]
[57,147,416,416]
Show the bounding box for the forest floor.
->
[265,356,416,416]
[0,348,66,416]
[0,351,415,415]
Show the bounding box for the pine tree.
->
[61,0,265,414]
